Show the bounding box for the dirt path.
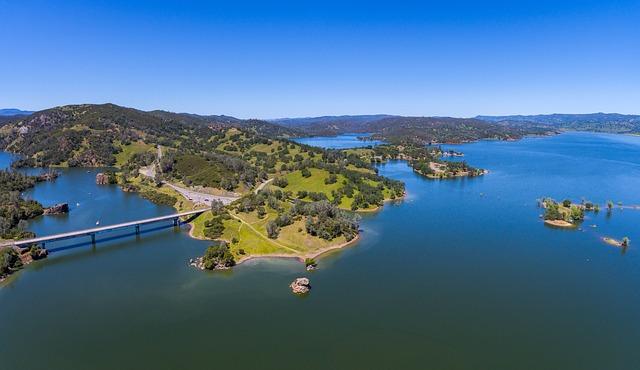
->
[254,178,274,194]
[228,212,301,253]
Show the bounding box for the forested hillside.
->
[270,114,555,144]
[0,104,300,167]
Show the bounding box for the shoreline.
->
[234,233,362,266]
[543,219,575,228]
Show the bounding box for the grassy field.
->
[189,206,351,260]
[280,168,343,196]
[273,168,389,211]
[115,141,154,167]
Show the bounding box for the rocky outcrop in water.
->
[189,257,205,270]
[96,173,109,185]
[35,171,59,182]
[290,277,311,294]
[44,203,69,215]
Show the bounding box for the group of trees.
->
[0,247,23,280]
[167,153,264,191]
[201,242,236,269]
[542,198,585,223]
[0,171,44,239]
[297,200,360,241]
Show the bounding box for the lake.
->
[1,132,639,369]
[293,133,383,149]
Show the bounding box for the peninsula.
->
[0,103,542,270]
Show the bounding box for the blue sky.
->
[1,0,638,118]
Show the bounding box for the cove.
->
[1,132,640,369]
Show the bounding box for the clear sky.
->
[1,0,638,118]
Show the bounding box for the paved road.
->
[136,145,239,206]
[0,209,207,248]
[165,183,238,206]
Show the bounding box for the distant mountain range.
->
[0,108,34,117]
[272,112,640,138]
[271,114,552,143]
[476,113,640,134]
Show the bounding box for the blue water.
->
[293,133,383,149]
[1,132,640,369]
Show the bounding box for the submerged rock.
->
[290,277,311,294]
[44,203,69,215]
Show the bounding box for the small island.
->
[602,236,630,248]
[540,198,587,227]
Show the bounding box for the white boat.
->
[96,221,100,225]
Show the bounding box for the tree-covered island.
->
[539,198,593,227]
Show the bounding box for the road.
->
[136,144,240,206]
[165,183,238,206]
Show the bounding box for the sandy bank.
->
[543,219,575,228]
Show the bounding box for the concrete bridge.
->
[1,209,208,249]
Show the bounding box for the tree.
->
[210,200,225,215]
[266,221,279,239]
[569,205,585,222]
[273,177,288,188]
[622,237,630,247]
[562,199,572,207]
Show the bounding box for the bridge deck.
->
[3,209,207,247]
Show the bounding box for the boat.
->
[96,221,100,225]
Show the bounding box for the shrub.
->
[304,258,317,267]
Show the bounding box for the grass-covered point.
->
[192,189,362,262]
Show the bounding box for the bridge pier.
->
[173,217,179,227]
[91,233,96,244]
[135,225,140,235]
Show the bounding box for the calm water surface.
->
[293,133,383,149]
[1,132,639,370]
